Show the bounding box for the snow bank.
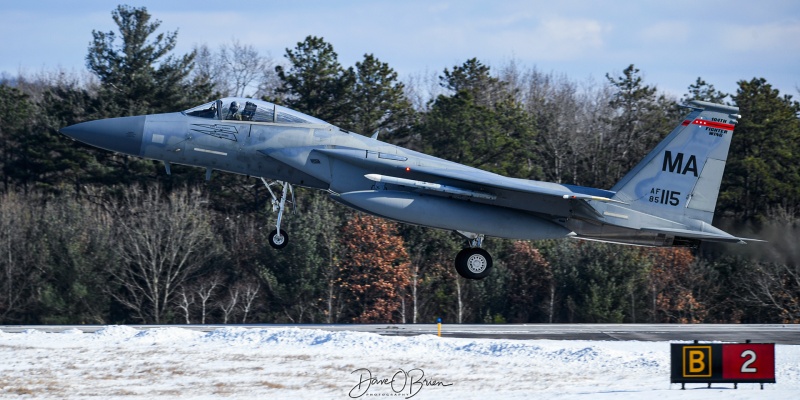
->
[0,326,796,399]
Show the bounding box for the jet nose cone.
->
[60,115,145,156]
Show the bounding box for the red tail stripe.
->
[692,119,735,131]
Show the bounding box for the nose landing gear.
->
[262,178,294,249]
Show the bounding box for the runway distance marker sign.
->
[670,342,775,389]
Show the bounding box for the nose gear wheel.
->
[261,178,294,249]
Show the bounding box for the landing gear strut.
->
[261,178,294,249]
[454,231,493,280]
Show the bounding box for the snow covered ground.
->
[1,326,797,399]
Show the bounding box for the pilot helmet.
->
[230,101,239,112]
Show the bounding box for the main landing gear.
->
[262,178,293,249]
[454,231,493,280]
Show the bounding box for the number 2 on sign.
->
[741,350,757,373]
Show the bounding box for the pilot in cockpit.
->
[226,101,242,120]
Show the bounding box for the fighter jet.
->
[60,97,758,279]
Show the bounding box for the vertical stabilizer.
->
[611,100,740,224]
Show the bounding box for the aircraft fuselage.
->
[60,97,754,279]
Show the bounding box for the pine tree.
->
[440,58,507,107]
[350,53,413,137]
[682,77,728,104]
[418,59,539,178]
[721,78,800,220]
[274,36,355,126]
[0,85,32,191]
[86,5,204,115]
[544,240,650,323]
[602,64,679,188]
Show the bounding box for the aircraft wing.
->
[399,163,622,203]
[314,148,621,204]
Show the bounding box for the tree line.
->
[0,5,798,324]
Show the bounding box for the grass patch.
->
[259,380,287,389]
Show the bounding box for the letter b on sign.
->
[683,346,712,377]
[688,350,705,373]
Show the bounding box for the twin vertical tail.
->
[611,100,741,224]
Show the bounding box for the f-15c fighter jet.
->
[61,98,758,279]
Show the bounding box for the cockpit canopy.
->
[183,97,329,125]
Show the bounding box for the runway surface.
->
[2,323,799,344]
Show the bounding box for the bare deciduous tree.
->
[170,274,222,324]
[739,226,800,323]
[192,40,276,98]
[196,274,222,324]
[219,285,240,324]
[219,39,272,97]
[403,68,445,113]
[109,185,219,323]
[239,282,260,323]
[176,286,194,324]
[0,193,46,321]
[338,214,410,323]
[522,69,583,183]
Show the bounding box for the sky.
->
[1,0,799,99]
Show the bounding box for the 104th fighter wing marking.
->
[190,124,238,142]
